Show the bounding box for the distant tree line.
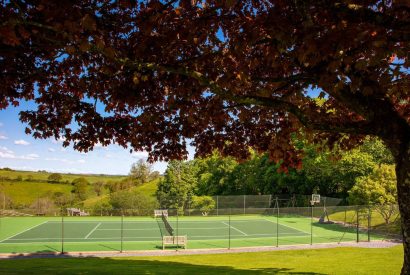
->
[156,137,397,210]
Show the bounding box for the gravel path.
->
[0,240,401,259]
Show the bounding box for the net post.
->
[120,211,124,253]
[356,206,359,243]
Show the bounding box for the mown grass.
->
[0,246,403,275]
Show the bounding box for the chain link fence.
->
[0,204,401,255]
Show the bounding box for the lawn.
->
[0,246,403,274]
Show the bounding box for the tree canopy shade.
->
[0,1,409,273]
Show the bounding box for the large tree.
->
[0,1,409,273]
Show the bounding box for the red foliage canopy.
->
[1,1,408,164]
[1,1,410,273]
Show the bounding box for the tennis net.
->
[157,213,174,236]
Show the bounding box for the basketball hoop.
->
[310,194,320,206]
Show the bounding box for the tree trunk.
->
[394,139,410,275]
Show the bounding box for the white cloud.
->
[0,146,39,160]
[14,139,30,146]
[131,151,148,158]
[60,148,67,152]
[93,142,109,150]
[0,135,7,140]
[26,153,40,159]
[45,157,85,165]
[48,148,56,152]
[51,137,66,144]
[0,146,13,154]
[0,146,15,158]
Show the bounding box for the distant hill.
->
[82,178,160,208]
[0,168,127,207]
[0,168,161,209]
[0,168,126,183]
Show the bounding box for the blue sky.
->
[0,84,321,175]
[0,101,194,175]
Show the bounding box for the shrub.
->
[71,177,89,200]
[191,196,216,216]
[109,190,158,215]
[48,173,63,183]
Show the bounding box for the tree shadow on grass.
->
[2,257,326,275]
[1,253,326,275]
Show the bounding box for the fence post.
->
[344,208,347,226]
[120,213,123,253]
[356,206,359,243]
[176,209,179,251]
[310,205,313,245]
[368,206,371,242]
[61,209,64,254]
[216,196,219,216]
[228,209,231,249]
[243,195,246,215]
[276,205,279,247]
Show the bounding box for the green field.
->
[0,169,126,183]
[0,169,142,207]
[0,214,375,254]
[0,246,403,275]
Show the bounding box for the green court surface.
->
[0,215,372,254]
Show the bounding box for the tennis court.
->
[1,218,309,244]
[0,213,372,254]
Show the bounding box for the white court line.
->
[84,223,101,239]
[96,227,227,231]
[221,221,248,236]
[263,218,312,235]
[0,221,49,243]
[1,234,312,244]
[96,228,154,231]
[46,221,155,224]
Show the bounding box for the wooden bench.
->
[162,236,187,250]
